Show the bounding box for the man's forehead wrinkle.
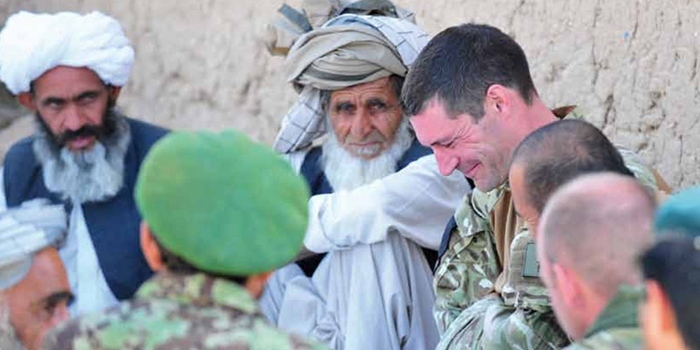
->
[333,88,393,99]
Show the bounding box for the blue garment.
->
[3,117,168,300]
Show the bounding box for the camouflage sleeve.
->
[41,304,331,350]
[500,231,552,313]
[433,193,501,334]
[563,329,642,350]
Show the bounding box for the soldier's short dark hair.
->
[402,23,537,120]
[154,236,247,285]
[512,119,634,214]
[641,238,700,350]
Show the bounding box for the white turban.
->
[0,199,67,290]
[0,11,134,95]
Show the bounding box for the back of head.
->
[402,23,536,119]
[135,130,310,277]
[540,173,655,300]
[642,186,700,349]
[512,119,634,214]
[641,238,700,350]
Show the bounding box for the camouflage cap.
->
[654,186,700,238]
[135,130,310,276]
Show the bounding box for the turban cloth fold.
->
[0,199,67,290]
[0,11,134,94]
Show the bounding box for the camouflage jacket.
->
[434,107,662,349]
[565,287,643,349]
[43,273,328,350]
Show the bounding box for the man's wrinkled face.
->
[5,248,72,350]
[410,99,511,192]
[509,163,540,235]
[328,77,403,159]
[19,66,119,152]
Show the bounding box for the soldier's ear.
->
[140,221,164,272]
[552,263,581,308]
[645,280,678,332]
[244,271,273,299]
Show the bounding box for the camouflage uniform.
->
[434,107,663,350]
[565,287,643,349]
[43,273,328,350]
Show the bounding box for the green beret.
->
[135,130,310,276]
[654,186,700,238]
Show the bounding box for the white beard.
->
[32,114,131,204]
[0,297,24,350]
[321,118,413,191]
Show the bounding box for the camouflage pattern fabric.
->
[564,287,643,350]
[433,107,660,349]
[43,273,328,350]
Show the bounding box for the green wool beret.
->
[135,130,310,276]
[654,186,700,238]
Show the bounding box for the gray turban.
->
[0,199,67,290]
[272,14,429,153]
[0,11,134,94]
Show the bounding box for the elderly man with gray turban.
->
[0,200,69,350]
[0,11,168,316]
[259,1,470,349]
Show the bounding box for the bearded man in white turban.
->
[0,11,168,316]
[259,1,471,349]
[0,199,69,350]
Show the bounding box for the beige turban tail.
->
[0,11,134,94]
[273,14,430,153]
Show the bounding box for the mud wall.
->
[1,0,697,188]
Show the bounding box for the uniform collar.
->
[584,285,641,338]
[135,272,258,314]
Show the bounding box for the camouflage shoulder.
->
[249,318,331,349]
[434,190,500,333]
[42,301,155,350]
[469,186,506,220]
[564,328,642,350]
[501,230,551,313]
